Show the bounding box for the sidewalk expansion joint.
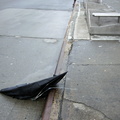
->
[68,63,120,66]
[29,8,73,12]
[0,35,63,40]
[63,98,112,120]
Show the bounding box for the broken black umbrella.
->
[0,72,67,100]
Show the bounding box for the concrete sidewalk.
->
[58,1,120,120]
[62,40,120,120]
[0,1,72,120]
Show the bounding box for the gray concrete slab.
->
[62,41,120,120]
[62,100,110,120]
[103,0,120,12]
[0,9,71,39]
[0,0,73,120]
[0,0,73,11]
[64,65,120,120]
[69,41,120,64]
[0,36,62,87]
[0,36,62,120]
[74,10,90,40]
[84,1,110,14]
[0,97,45,120]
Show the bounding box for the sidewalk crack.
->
[63,98,112,120]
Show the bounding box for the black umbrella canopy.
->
[0,72,67,100]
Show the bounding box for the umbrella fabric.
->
[0,72,67,100]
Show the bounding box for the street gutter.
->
[41,2,79,120]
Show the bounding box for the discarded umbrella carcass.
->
[0,72,67,100]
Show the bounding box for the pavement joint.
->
[0,35,63,40]
[68,63,120,66]
[25,8,73,12]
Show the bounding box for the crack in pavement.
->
[63,98,112,120]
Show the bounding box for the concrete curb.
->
[45,2,80,120]
[67,1,80,42]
